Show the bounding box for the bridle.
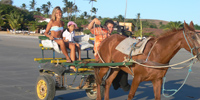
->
[183,29,200,59]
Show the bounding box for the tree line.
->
[0,0,200,37]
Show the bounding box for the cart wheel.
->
[86,85,105,100]
[36,74,55,100]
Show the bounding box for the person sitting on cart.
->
[44,6,72,63]
[62,21,81,71]
[87,18,114,60]
[87,18,131,91]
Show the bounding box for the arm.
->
[63,37,69,42]
[44,20,54,40]
[87,18,101,30]
[62,30,69,42]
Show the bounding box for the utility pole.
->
[140,18,142,38]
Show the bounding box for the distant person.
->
[62,21,81,61]
[44,6,72,63]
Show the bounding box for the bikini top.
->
[50,26,63,32]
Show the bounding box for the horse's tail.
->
[94,66,101,85]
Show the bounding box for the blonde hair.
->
[51,6,62,21]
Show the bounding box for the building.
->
[119,22,135,32]
[34,15,50,23]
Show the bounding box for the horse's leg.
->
[95,67,110,100]
[128,76,141,100]
[104,69,120,100]
[96,83,101,100]
[152,79,162,100]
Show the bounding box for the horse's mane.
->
[156,28,183,39]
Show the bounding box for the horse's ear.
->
[184,21,189,30]
[189,21,195,31]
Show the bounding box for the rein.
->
[93,24,134,77]
[124,30,198,97]
[128,55,196,69]
[127,30,197,69]
[162,30,196,97]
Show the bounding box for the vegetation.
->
[160,21,183,30]
[29,0,36,11]
[143,32,155,37]
[83,29,91,35]
[0,0,13,5]
[194,24,200,30]
[6,11,23,31]
[0,0,200,37]
[88,0,97,20]
[0,10,5,30]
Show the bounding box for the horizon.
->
[11,0,200,25]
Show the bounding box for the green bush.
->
[143,32,155,37]
[194,24,200,30]
[83,29,91,35]
[111,30,118,35]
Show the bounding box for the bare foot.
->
[66,59,72,63]
[70,66,76,72]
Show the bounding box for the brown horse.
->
[94,21,200,100]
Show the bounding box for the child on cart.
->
[63,21,81,71]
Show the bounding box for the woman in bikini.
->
[44,6,72,63]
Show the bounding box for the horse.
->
[94,21,200,100]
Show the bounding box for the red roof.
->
[196,30,200,33]
[34,15,46,20]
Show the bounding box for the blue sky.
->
[12,0,200,25]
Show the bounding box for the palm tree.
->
[117,15,124,22]
[0,0,13,5]
[136,13,140,28]
[30,0,36,11]
[62,0,68,17]
[6,11,23,33]
[68,1,74,19]
[0,10,5,31]
[91,7,97,15]
[88,0,97,20]
[73,5,79,21]
[47,1,52,15]
[21,3,26,10]
[36,8,41,12]
[164,21,182,30]
[47,1,52,9]
[98,16,102,20]
[63,0,75,20]
[44,8,49,16]
[36,8,41,15]
[136,13,142,37]
[83,11,87,19]
[63,0,68,6]
[41,4,47,14]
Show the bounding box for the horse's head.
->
[182,21,200,60]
